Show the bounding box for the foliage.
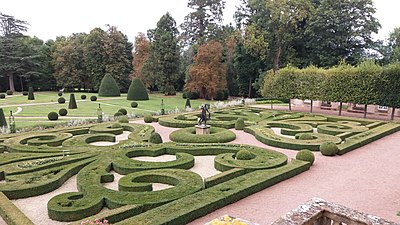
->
[131,33,151,88]
[90,96,97,101]
[118,108,127,115]
[298,133,314,140]
[144,114,153,123]
[386,27,400,63]
[58,92,63,97]
[68,93,78,109]
[58,97,65,104]
[131,102,138,108]
[47,112,59,121]
[6,90,13,95]
[81,95,87,100]
[234,42,260,97]
[236,149,254,160]
[28,87,34,100]
[118,116,129,123]
[169,127,236,143]
[0,108,7,127]
[185,98,191,108]
[0,94,5,99]
[98,74,121,97]
[59,108,68,116]
[378,64,400,110]
[149,132,163,144]
[114,112,123,118]
[235,118,245,130]
[110,123,122,129]
[127,78,149,100]
[23,91,28,95]
[296,150,315,165]
[319,142,338,156]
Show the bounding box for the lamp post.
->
[9,111,15,133]
[161,99,165,115]
[97,104,103,123]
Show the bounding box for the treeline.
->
[1,0,400,100]
[262,62,400,119]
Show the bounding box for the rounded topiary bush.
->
[48,112,59,121]
[58,92,63,97]
[114,112,123,118]
[90,96,97,101]
[131,102,138,108]
[118,116,129,123]
[81,95,87,100]
[176,115,186,120]
[118,108,127,115]
[127,78,149,100]
[58,97,65,104]
[298,133,314,140]
[6,90,13,95]
[22,91,28,96]
[296,150,315,165]
[236,149,255,160]
[98,74,121,97]
[111,123,122,129]
[0,94,6,99]
[235,118,245,130]
[144,114,153,123]
[319,142,338,156]
[58,108,68,116]
[149,132,163,144]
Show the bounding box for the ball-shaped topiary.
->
[28,87,35,100]
[235,118,245,130]
[58,92,63,97]
[298,133,314,140]
[144,114,153,123]
[127,78,149,100]
[6,90,13,95]
[0,108,7,127]
[131,102,138,108]
[118,116,129,123]
[98,74,121,97]
[22,91,28,96]
[118,108,127,115]
[176,115,186,120]
[58,97,66,104]
[149,132,163,144]
[90,96,97,101]
[236,149,255,160]
[114,112,123,118]
[58,108,68,116]
[81,95,87,100]
[48,112,59,121]
[111,123,122,129]
[0,94,5,99]
[320,142,339,156]
[68,94,77,109]
[296,150,315,165]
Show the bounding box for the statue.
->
[198,104,211,126]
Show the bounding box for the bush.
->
[81,95,87,100]
[164,85,176,96]
[144,114,153,123]
[169,127,236,143]
[298,133,314,140]
[58,108,68,116]
[98,73,121,97]
[118,116,129,123]
[118,108,127,115]
[6,90,13,95]
[58,97,65,104]
[131,102,138,108]
[215,90,229,101]
[235,118,245,130]
[90,96,97,101]
[0,94,5,99]
[236,149,255,160]
[22,91,28,96]
[68,94,77,109]
[183,91,199,99]
[320,142,338,156]
[111,123,122,129]
[48,112,59,121]
[185,98,191,108]
[28,87,34,100]
[149,132,163,144]
[0,108,7,127]
[58,92,63,97]
[176,115,186,120]
[127,78,149,100]
[296,150,315,165]
[114,112,123,118]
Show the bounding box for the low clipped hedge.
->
[0,192,35,225]
[170,127,236,143]
[48,112,59,121]
[89,123,123,135]
[296,150,315,165]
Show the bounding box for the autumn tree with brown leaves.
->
[185,40,227,99]
[131,32,151,88]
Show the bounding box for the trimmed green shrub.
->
[235,118,245,130]
[0,108,7,127]
[296,150,315,165]
[114,112,123,118]
[58,97,65,104]
[118,108,127,115]
[131,102,138,108]
[127,78,149,100]
[169,127,236,143]
[176,115,186,120]
[298,133,314,140]
[185,98,191,108]
[22,91,28,96]
[48,112,59,121]
[144,114,153,123]
[58,108,68,116]
[90,96,97,101]
[58,92,63,97]
[68,94,77,109]
[320,142,338,156]
[98,74,121,97]
[6,90,13,95]
[236,149,255,160]
[81,95,87,100]
[149,132,163,144]
[28,87,34,100]
[0,94,5,99]
[118,116,129,123]
[183,91,199,99]
[111,123,122,129]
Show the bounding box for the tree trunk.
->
[8,74,15,92]
[273,36,282,72]
[339,102,343,116]
[310,100,313,113]
[20,77,24,92]
[391,107,396,120]
[364,104,368,118]
[248,78,252,98]
[288,99,292,111]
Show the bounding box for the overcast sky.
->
[0,0,399,42]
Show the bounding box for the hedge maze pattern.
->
[0,107,398,224]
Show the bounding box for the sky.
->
[0,0,399,42]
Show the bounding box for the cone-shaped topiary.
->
[235,118,245,130]
[68,94,77,109]
[98,74,121,97]
[127,78,149,100]
[149,132,163,144]
[185,98,191,108]
[0,108,7,127]
[28,87,35,100]
[296,149,315,165]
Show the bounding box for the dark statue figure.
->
[198,104,211,126]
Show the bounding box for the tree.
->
[131,33,151,88]
[186,40,227,99]
[387,27,400,63]
[181,0,226,46]
[297,66,325,112]
[378,63,400,120]
[234,42,260,97]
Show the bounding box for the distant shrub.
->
[90,96,97,101]
[183,91,199,99]
[236,149,255,160]
[48,112,59,121]
[81,95,87,100]
[111,123,122,129]
[131,102,138,108]
[235,118,245,130]
[0,94,5,99]
[296,150,315,165]
[144,114,153,123]
[164,85,176,96]
[28,87,35,100]
[127,78,149,100]
[98,73,121,97]
[114,112,123,118]
[185,98,191,108]
[68,94,77,109]
[215,89,229,101]
[149,132,163,144]
[58,92,63,97]
[6,90,13,95]
[58,108,68,116]
[118,108,127,115]
[176,115,186,120]
[298,133,314,140]
[58,97,65,104]
[118,116,129,123]
[320,142,338,156]
[22,91,28,96]
[0,108,7,127]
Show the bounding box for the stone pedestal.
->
[195,125,211,135]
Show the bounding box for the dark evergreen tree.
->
[98,73,121,97]
[68,93,77,109]
[127,78,149,100]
